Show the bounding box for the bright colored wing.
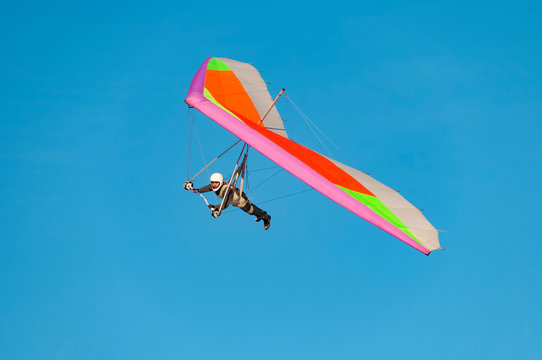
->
[185,57,441,254]
[200,57,288,138]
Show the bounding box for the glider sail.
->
[201,58,288,138]
[185,57,441,255]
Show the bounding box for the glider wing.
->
[185,57,440,254]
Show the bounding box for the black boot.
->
[263,215,271,230]
[252,205,270,229]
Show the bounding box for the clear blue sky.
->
[1,1,541,359]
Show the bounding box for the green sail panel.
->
[338,186,422,246]
[207,58,231,71]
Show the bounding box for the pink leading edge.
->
[185,57,431,255]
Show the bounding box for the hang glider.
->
[185,57,441,255]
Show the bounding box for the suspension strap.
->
[217,143,248,214]
[232,153,247,188]
[238,153,247,197]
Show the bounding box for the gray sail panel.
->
[325,156,441,251]
[219,58,288,138]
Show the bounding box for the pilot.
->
[185,172,271,230]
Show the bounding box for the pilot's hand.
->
[183,181,194,191]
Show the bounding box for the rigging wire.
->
[192,117,210,180]
[259,188,314,205]
[186,108,193,179]
[286,94,342,154]
[248,165,281,173]
[187,139,242,182]
[221,188,314,215]
[251,168,283,191]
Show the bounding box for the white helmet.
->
[210,172,224,192]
